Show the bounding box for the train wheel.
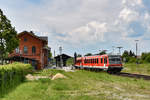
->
[107,70,112,74]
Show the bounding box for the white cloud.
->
[1,0,150,55]
[119,8,139,23]
[122,0,143,7]
[56,21,108,47]
[144,12,150,20]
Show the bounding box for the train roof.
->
[76,54,121,60]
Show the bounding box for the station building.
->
[9,31,51,69]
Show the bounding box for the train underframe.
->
[74,66,123,74]
[107,66,123,74]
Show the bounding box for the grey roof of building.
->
[19,31,48,42]
[39,37,48,41]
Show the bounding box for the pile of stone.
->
[26,73,66,81]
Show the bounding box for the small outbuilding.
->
[54,54,71,67]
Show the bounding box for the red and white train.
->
[75,54,123,73]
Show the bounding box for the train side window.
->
[101,58,103,64]
[104,58,107,64]
[97,58,98,64]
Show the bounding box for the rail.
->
[112,72,150,80]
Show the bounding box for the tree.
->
[74,52,77,65]
[122,50,129,63]
[145,55,150,63]
[129,50,135,57]
[66,57,74,66]
[77,54,82,57]
[84,53,92,56]
[99,50,106,55]
[122,50,129,57]
[0,9,19,64]
[48,52,52,58]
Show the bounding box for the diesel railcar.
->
[75,54,123,73]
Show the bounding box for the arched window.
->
[32,46,36,54]
[24,46,28,54]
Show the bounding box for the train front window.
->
[109,57,121,64]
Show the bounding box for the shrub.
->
[128,57,136,63]
[0,62,33,97]
[66,57,74,66]
[145,55,150,63]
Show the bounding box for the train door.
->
[103,57,106,68]
[101,57,104,67]
[104,57,107,68]
[81,58,83,67]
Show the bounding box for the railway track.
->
[75,66,150,80]
[113,72,150,80]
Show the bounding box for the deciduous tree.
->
[0,9,19,64]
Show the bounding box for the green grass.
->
[123,63,150,75]
[1,69,150,100]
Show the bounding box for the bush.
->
[0,62,33,97]
[145,55,150,63]
[66,58,74,66]
[128,57,136,63]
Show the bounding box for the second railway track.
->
[112,72,150,80]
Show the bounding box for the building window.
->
[24,38,27,42]
[32,46,36,54]
[24,46,28,54]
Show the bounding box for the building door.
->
[32,60,37,69]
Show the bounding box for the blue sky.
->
[0,0,150,56]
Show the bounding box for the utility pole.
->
[135,40,139,58]
[59,46,62,67]
[117,47,123,55]
[112,46,115,54]
[53,50,56,67]
[54,50,55,57]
